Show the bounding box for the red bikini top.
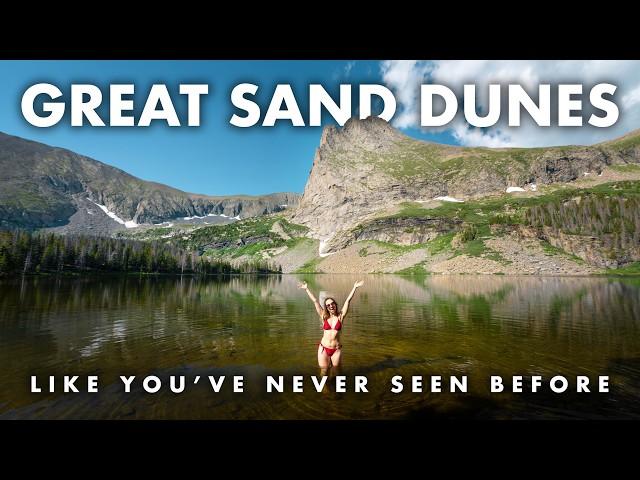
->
[323,317,342,331]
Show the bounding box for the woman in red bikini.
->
[298,280,364,369]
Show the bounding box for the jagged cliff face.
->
[0,132,299,229]
[290,117,414,241]
[291,117,640,250]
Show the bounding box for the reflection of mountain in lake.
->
[1,274,639,419]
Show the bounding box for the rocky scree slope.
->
[0,132,299,229]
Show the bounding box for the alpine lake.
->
[1,273,639,420]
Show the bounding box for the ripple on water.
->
[1,274,639,419]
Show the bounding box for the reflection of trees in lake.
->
[1,274,638,370]
[3,275,639,347]
[2,274,640,417]
[416,277,640,331]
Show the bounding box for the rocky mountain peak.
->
[293,119,640,254]
[319,116,404,153]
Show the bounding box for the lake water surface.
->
[1,274,639,419]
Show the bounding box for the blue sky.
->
[1,60,638,196]
[0,60,457,196]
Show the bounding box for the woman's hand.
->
[298,281,308,290]
[354,280,364,288]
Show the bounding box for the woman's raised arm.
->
[298,282,324,317]
[340,280,364,321]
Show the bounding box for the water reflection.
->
[0,274,639,419]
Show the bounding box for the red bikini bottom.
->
[319,343,341,357]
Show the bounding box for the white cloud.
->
[344,61,355,78]
[623,84,640,107]
[380,60,640,147]
[380,60,433,128]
